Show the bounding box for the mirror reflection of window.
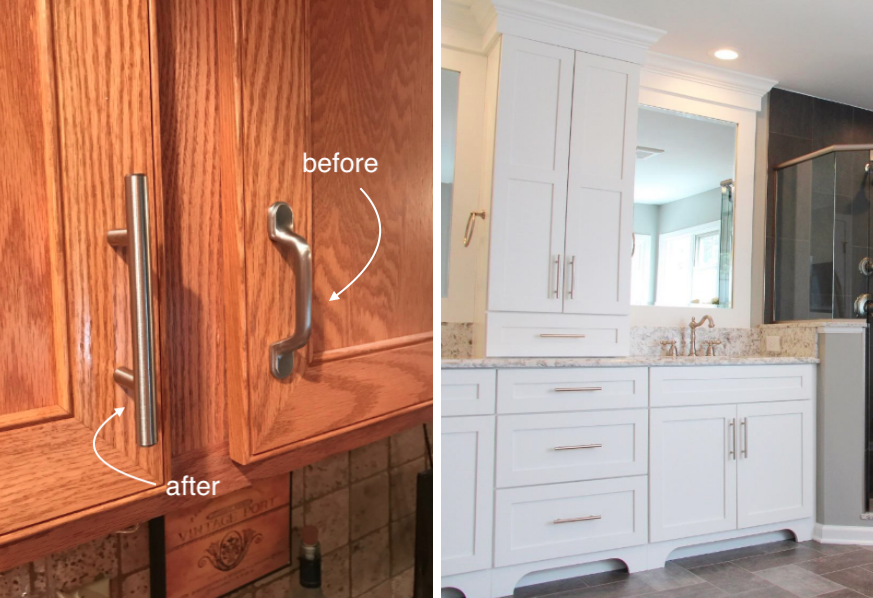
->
[632,106,737,308]
[441,69,461,298]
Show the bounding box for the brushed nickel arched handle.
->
[268,202,312,379]
[107,174,158,447]
[463,210,486,247]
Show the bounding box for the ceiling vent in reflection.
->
[636,146,665,160]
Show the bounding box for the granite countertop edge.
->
[441,356,820,368]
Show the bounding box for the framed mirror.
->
[631,73,760,329]
[632,106,737,309]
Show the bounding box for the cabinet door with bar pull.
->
[737,400,814,529]
[218,0,432,465]
[0,0,166,539]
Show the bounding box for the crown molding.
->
[443,0,664,61]
[491,0,664,63]
[641,53,778,112]
[442,0,498,54]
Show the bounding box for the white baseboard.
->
[814,522,873,545]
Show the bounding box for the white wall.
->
[658,187,722,234]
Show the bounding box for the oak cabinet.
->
[0,0,166,538]
[216,0,433,465]
[0,0,432,567]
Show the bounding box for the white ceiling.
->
[553,0,873,110]
[635,106,735,205]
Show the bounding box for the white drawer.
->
[486,312,629,357]
[496,410,647,487]
[494,477,647,566]
[441,369,496,416]
[497,367,647,413]
[650,365,815,408]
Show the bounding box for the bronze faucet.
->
[689,315,715,356]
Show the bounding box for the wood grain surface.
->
[52,0,165,480]
[310,0,433,353]
[0,0,166,545]
[0,0,67,418]
[220,0,434,464]
[157,0,227,457]
[0,402,431,570]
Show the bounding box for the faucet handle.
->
[703,340,722,357]
[660,339,679,358]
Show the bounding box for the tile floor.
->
[515,541,873,598]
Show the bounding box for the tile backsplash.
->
[0,425,432,598]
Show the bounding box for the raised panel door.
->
[219,0,432,464]
[0,0,166,538]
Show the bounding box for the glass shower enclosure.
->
[773,144,873,509]
[773,146,873,321]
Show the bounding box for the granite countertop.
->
[441,355,820,368]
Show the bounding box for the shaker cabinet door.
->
[563,53,638,316]
[219,0,433,465]
[487,36,574,314]
[650,405,738,542]
[442,416,495,576]
[737,401,814,529]
[0,0,166,538]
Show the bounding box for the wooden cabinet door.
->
[219,0,433,464]
[737,401,814,529]
[487,36,574,314]
[650,405,738,542]
[0,0,165,538]
[442,416,495,577]
[563,52,638,316]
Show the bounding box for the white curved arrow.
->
[93,408,157,486]
[330,188,381,301]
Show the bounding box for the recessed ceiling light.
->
[714,48,739,60]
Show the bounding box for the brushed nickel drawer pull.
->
[554,444,602,451]
[539,333,586,338]
[267,202,313,379]
[107,174,158,448]
[553,515,601,524]
[554,387,602,392]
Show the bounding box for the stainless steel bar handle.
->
[553,515,601,524]
[554,387,602,392]
[107,174,158,447]
[728,419,735,460]
[554,444,602,451]
[568,256,576,299]
[553,254,561,298]
[742,417,748,458]
[268,202,313,379]
[539,334,586,338]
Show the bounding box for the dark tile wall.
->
[765,88,873,322]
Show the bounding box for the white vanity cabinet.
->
[441,363,817,598]
[441,370,497,578]
[650,367,815,542]
[483,35,640,357]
